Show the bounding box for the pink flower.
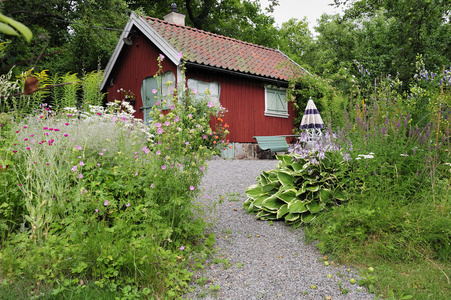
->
[161,165,167,170]
[49,128,53,131]
[65,123,69,126]
[207,101,214,108]
[23,126,27,129]
[104,200,109,206]
[190,186,195,191]
[164,121,170,126]
[174,116,179,122]
[46,163,50,165]
[95,209,98,213]
[99,152,104,156]
[170,105,175,110]
[159,54,165,61]
[64,134,68,137]
[203,135,207,139]
[193,89,198,95]
[67,114,72,117]
[30,134,34,137]
[210,264,214,269]
[157,128,163,134]
[185,142,189,146]
[77,173,83,179]
[43,127,48,130]
[26,147,30,150]
[135,172,138,176]
[54,128,60,132]
[24,138,28,141]
[79,161,85,166]
[156,150,161,155]
[178,52,183,59]
[155,122,162,128]
[75,145,82,150]
[13,150,17,153]
[126,203,131,207]
[155,101,160,106]
[121,117,127,122]
[151,183,155,188]
[142,146,150,154]
[97,112,101,116]
[199,165,205,172]
[44,132,49,136]
[180,246,185,251]
[152,89,158,94]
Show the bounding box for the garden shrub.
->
[0,57,227,298]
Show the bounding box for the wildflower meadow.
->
[245,62,450,299]
[0,59,228,299]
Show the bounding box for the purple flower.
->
[199,165,205,172]
[104,200,109,206]
[180,245,185,250]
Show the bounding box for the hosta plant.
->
[243,152,357,228]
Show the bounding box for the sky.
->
[259,0,344,35]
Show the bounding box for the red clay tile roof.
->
[144,16,301,81]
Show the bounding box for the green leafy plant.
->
[243,150,356,227]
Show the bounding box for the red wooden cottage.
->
[101,8,306,158]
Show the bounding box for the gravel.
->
[184,159,376,300]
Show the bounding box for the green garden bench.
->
[253,136,290,156]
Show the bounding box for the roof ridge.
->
[144,16,280,54]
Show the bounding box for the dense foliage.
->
[0,60,227,298]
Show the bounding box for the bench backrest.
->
[253,136,289,152]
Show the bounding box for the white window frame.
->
[265,86,289,118]
[187,78,221,105]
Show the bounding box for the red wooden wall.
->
[105,34,296,143]
[105,34,178,120]
[185,69,296,143]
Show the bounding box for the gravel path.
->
[184,159,376,300]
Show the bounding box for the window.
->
[187,78,220,104]
[140,71,175,125]
[265,86,288,118]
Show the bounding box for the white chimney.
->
[163,3,186,26]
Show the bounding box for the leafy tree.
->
[333,0,451,84]
[277,17,314,68]
[1,0,130,75]
[127,0,280,48]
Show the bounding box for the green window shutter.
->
[266,88,287,117]
[141,77,159,125]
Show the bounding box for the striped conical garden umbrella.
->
[300,98,324,129]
